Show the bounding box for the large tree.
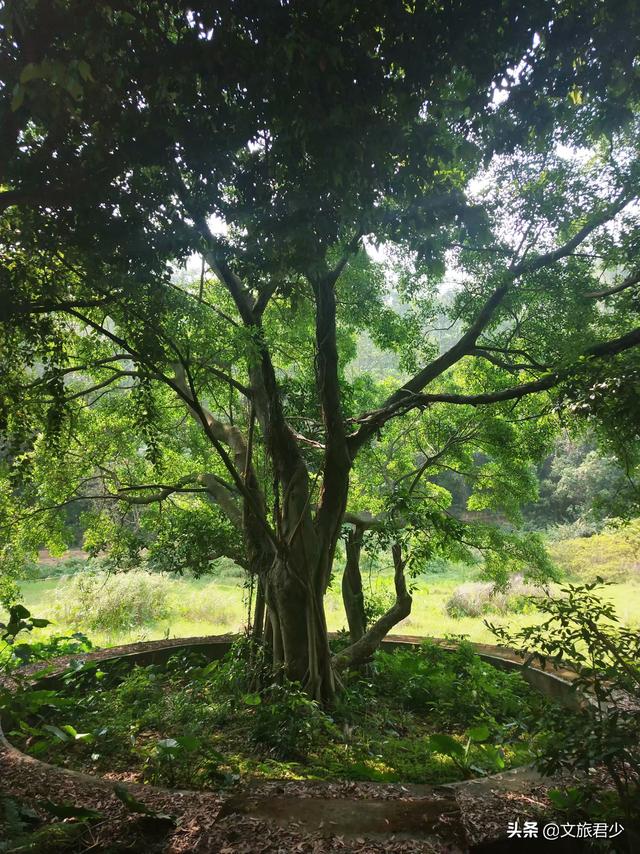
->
[2,1,640,699]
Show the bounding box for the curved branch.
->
[333,541,412,671]
[62,307,276,547]
[63,370,139,402]
[586,270,640,299]
[349,194,634,453]
[350,325,640,430]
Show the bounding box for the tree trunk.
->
[333,541,412,672]
[251,528,413,700]
[261,553,335,702]
[342,525,366,643]
[251,577,266,641]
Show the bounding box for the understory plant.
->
[0,608,105,852]
[11,637,546,788]
[374,638,543,730]
[488,580,640,831]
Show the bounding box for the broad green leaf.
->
[429,733,464,758]
[467,724,490,743]
[19,63,41,84]
[176,734,200,751]
[77,60,93,81]
[42,724,70,742]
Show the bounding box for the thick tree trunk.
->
[251,528,413,699]
[342,525,366,643]
[261,554,335,702]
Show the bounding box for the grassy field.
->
[11,531,640,650]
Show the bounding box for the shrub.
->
[374,639,539,729]
[2,633,92,671]
[489,581,640,829]
[419,557,472,576]
[548,521,640,582]
[445,581,494,618]
[24,556,91,581]
[249,681,332,760]
[363,582,396,625]
[53,570,172,634]
[445,575,542,619]
[214,559,246,581]
[543,518,605,541]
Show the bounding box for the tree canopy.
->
[1,0,640,698]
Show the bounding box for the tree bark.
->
[251,577,266,642]
[261,558,336,701]
[333,542,412,672]
[342,525,366,643]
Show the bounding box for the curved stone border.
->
[0,633,578,794]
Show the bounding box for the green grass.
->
[13,561,640,650]
[16,574,249,648]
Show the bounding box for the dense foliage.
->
[490,581,640,832]
[7,639,544,788]
[1,1,639,698]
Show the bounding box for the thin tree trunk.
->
[333,541,412,672]
[252,577,266,641]
[342,525,366,643]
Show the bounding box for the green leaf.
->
[42,724,70,742]
[62,724,93,742]
[176,734,200,751]
[65,77,84,100]
[19,63,41,84]
[77,60,93,81]
[113,783,156,815]
[429,733,464,758]
[113,784,175,824]
[10,84,25,112]
[481,745,506,769]
[242,693,262,706]
[467,724,490,743]
[547,789,569,808]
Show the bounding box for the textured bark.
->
[251,577,266,642]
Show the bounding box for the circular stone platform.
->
[0,634,578,852]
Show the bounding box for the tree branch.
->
[349,195,634,452]
[62,307,275,547]
[4,298,113,317]
[63,370,139,402]
[586,270,640,299]
[333,541,412,671]
[470,347,549,373]
[350,325,640,429]
[311,266,353,576]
